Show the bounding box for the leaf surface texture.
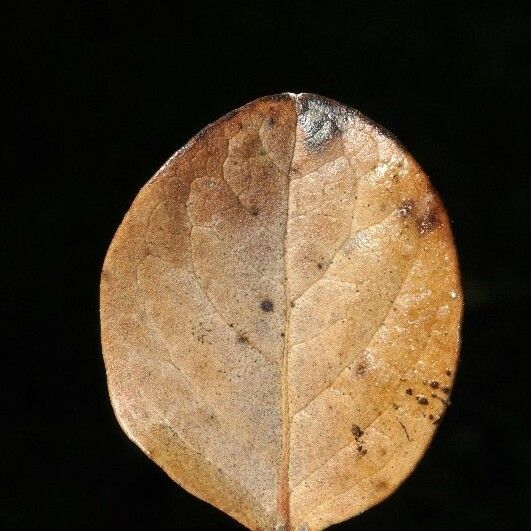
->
[100,93,462,531]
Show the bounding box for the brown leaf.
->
[100,93,462,530]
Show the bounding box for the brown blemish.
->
[446,369,452,376]
[416,395,429,405]
[418,207,441,234]
[317,262,323,270]
[433,416,442,425]
[428,414,434,420]
[441,386,451,394]
[237,334,249,344]
[249,206,260,216]
[357,445,367,455]
[355,362,367,376]
[398,199,415,217]
[429,381,439,389]
[351,424,364,439]
[405,388,413,395]
[260,299,273,312]
[290,301,295,308]
[374,480,388,490]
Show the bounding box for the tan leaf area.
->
[100,93,462,531]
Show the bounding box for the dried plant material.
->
[100,93,462,530]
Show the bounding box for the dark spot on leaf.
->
[405,388,413,395]
[351,424,364,439]
[237,334,249,344]
[261,299,273,312]
[428,414,434,420]
[249,206,260,216]
[418,208,441,234]
[398,199,415,217]
[416,395,429,405]
[374,480,388,490]
[317,262,323,270]
[429,381,439,389]
[296,94,353,151]
[446,369,452,376]
[441,386,451,394]
[355,362,367,376]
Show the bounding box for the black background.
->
[5,2,530,530]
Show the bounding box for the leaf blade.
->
[100,93,462,531]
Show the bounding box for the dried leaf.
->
[100,93,462,530]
